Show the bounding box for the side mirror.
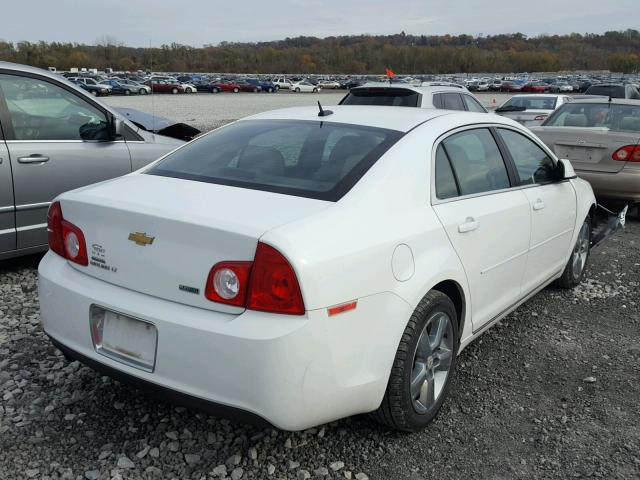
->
[110,116,124,140]
[556,158,577,181]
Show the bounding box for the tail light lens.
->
[47,201,88,266]
[612,145,640,162]
[205,242,305,315]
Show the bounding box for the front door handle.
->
[458,217,479,233]
[532,198,545,211]
[18,154,50,164]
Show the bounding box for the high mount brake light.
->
[47,202,88,266]
[205,243,305,315]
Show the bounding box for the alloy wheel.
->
[571,222,590,280]
[410,311,454,414]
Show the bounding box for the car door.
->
[0,72,131,249]
[432,128,531,331]
[496,128,576,292]
[0,120,15,254]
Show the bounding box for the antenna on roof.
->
[317,101,333,117]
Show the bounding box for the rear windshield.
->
[340,88,420,107]
[543,103,640,132]
[585,85,625,98]
[502,96,558,110]
[146,120,403,201]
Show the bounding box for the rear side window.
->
[440,93,466,111]
[498,129,555,185]
[435,145,459,199]
[147,120,403,201]
[585,85,625,98]
[462,95,487,113]
[441,129,510,196]
[340,88,420,107]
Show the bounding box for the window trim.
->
[430,123,560,206]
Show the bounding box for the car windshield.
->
[543,103,640,132]
[586,85,625,97]
[146,120,404,201]
[340,88,420,107]
[502,96,558,110]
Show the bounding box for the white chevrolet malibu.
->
[39,106,596,432]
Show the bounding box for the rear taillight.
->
[47,201,88,266]
[205,242,305,315]
[612,145,640,162]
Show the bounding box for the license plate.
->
[90,306,157,372]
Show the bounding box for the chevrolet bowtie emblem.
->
[128,232,155,246]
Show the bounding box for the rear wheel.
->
[275,85,280,91]
[371,290,458,432]
[313,88,318,93]
[233,87,239,93]
[139,88,147,95]
[171,87,179,94]
[211,87,219,93]
[555,216,591,288]
[124,89,131,95]
[295,87,300,93]
[90,90,98,96]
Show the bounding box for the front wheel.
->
[171,88,179,94]
[90,90,98,96]
[124,89,131,95]
[233,87,239,93]
[555,216,591,288]
[295,87,300,93]
[371,290,458,432]
[139,88,147,95]
[313,88,318,93]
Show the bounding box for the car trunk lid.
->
[530,126,640,173]
[59,174,331,314]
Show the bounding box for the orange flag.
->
[385,68,395,78]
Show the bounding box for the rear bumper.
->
[576,168,640,203]
[38,252,410,430]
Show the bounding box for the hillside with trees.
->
[0,30,639,74]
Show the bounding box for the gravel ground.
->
[101,91,511,133]
[0,217,638,480]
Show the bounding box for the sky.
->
[2,0,637,47]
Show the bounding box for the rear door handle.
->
[533,198,545,211]
[18,155,50,164]
[458,217,479,233]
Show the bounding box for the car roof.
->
[568,97,640,106]
[243,106,507,133]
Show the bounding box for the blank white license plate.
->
[90,306,157,372]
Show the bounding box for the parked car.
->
[494,94,572,126]
[0,61,193,260]
[318,80,340,89]
[476,80,490,91]
[119,80,151,95]
[289,81,318,93]
[100,79,139,95]
[549,82,574,93]
[181,83,198,93]
[500,81,523,92]
[489,79,504,91]
[38,105,596,432]
[145,79,185,94]
[70,79,111,97]
[340,83,487,113]
[209,80,241,93]
[531,98,640,204]
[271,77,292,90]
[235,80,262,93]
[243,78,275,93]
[584,83,640,99]
[520,82,549,93]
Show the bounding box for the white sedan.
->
[39,106,595,431]
[290,81,319,93]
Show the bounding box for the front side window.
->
[441,129,510,196]
[498,129,555,185]
[147,120,403,201]
[0,74,109,141]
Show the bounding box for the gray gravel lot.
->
[1,93,639,480]
[102,91,508,133]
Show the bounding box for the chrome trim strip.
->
[0,206,15,213]
[15,202,51,211]
[0,228,16,235]
[5,140,126,144]
[16,223,47,232]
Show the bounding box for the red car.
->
[145,79,185,94]
[521,82,548,93]
[499,81,524,92]
[210,80,261,93]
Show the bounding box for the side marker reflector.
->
[327,301,358,316]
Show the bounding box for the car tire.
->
[313,88,318,93]
[90,91,98,96]
[139,88,147,95]
[253,88,258,93]
[295,88,300,93]
[267,87,273,93]
[171,88,179,94]
[124,90,131,95]
[211,87,219,93]
[371,290,459,432]
[554,216,591,289]
[233,87,239,93]
[275,85,280,91]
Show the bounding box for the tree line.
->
[0,30,639,74]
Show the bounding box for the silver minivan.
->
[0,62,188,260]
